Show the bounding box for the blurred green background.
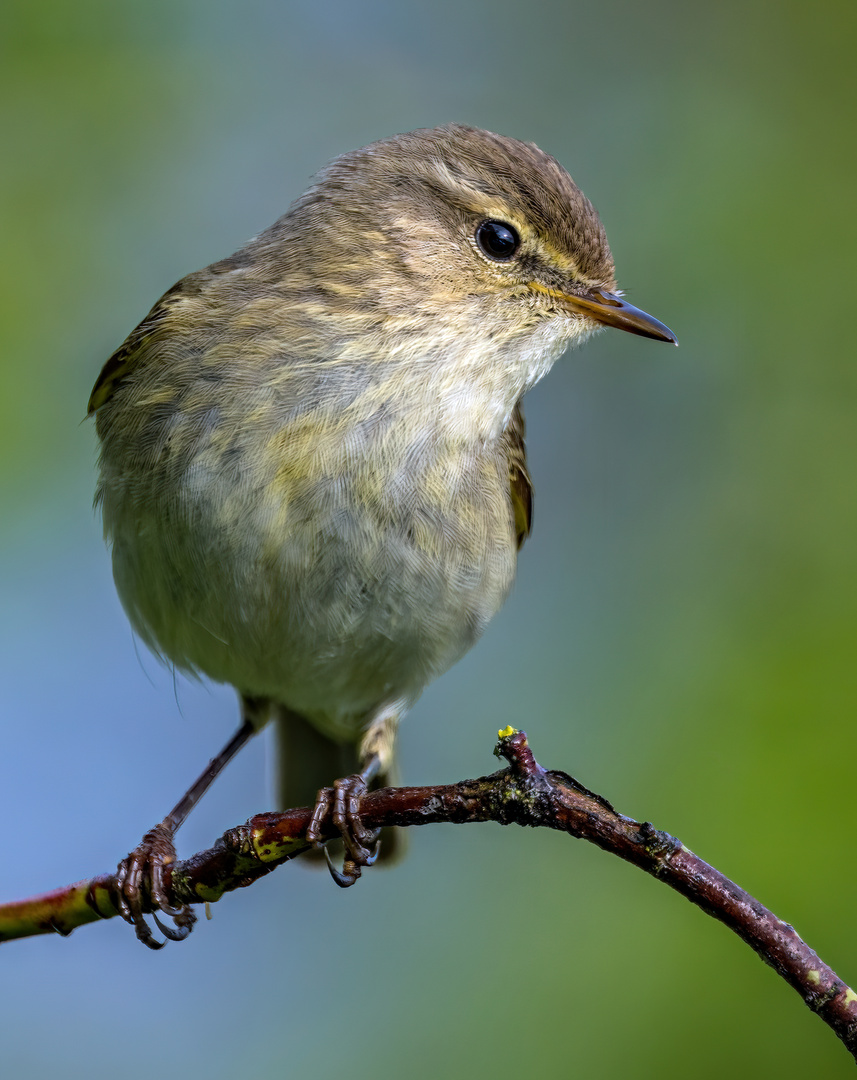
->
[2,0,856,1075]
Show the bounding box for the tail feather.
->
[275,706,360,811]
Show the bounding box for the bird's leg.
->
[115,707,261,949]
[306,708,399,888]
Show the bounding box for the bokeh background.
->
[2,1,856,1076]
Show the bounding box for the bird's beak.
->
[532,283,677,345]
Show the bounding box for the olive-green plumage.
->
[90,124,674,822]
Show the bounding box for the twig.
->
[1,728,855,1061]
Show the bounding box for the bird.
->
[88,123,676,947]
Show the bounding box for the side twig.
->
[1,728,855,1061]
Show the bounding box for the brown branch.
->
[2,728,856,1061]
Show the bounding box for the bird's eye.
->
[475,220,520,261]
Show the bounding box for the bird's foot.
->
[306,774,381,887]
[114,822,197,949]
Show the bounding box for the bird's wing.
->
[87,279,193,415]
[503,399,533,550]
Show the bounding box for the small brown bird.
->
[89,124,676,946]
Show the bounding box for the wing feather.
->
[503,400,533,550]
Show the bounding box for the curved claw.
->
[114,822,197,949]
[323,835,383,888]
[152,911,193,942]
[324,844,361,888]
[363,837,381,867]
[308,773,381,887]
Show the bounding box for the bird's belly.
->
[106,451,517,738]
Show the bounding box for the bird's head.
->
[274,124,676,353]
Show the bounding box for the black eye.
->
[475,220,520,261]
